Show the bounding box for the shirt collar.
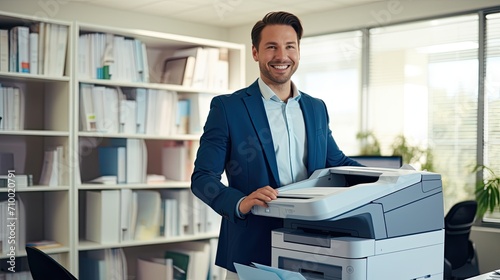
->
[258,78,301,102]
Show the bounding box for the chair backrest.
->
[26,246,78,280]
[444,200,477,269]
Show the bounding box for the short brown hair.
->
[251,11,303,50]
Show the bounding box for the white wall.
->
[0,0,229,41]
[229,0,500,85]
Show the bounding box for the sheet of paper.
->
[234,263,281,280]
[252,263,306,280]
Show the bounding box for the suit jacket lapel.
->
[243,81,281,187]
[299,94,318,174]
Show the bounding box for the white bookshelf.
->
[0,10,245,279]
[72,21,244,279]
[0,10,74,276]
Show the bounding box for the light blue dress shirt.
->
[258,78,308,186]
[236,79,308,218]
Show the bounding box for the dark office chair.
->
[26,246,78,280]
[444,200,480,280]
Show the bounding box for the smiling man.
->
[191,11,362,280]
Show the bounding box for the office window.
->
[369,15,479,209]
[485,13,500,175]
[293,31,362,155]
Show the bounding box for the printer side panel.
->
[374,179,444,238]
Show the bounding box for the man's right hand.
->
[239,186,278,214]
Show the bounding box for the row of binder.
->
[0,194,26,256]
[161,46,229,90]
[77,240,222,280]
[84,189,220,244]
[0,84,24,131]
[78,32,149,82]
[1,22,68,76]
[79,84,181,136]
[79,83,214,136]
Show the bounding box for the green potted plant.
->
[390,134,434,171]
[473,165,500,218]
[356,131,381,155]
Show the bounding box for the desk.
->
[466,270,500,279]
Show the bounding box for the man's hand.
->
[239,186,278,214]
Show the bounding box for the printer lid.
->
[252,166,436,221]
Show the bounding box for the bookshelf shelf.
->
[78,181,191,190]
[78,78,230,95]
[0,130,70,136]
[0,246,71,259]
[78,132,202,140]
[0,10,244,279]
[0,186,70,192]
[78,232,219,251]
[0,72,71,82]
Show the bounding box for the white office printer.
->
[252,166,444,280]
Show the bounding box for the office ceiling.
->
[68,0,384,27]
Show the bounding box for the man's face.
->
[252,24,300,86]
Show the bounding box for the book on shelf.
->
[9,26,30,73]
[137,258,174,280]
[160,197,178,238]
[122,87,147,134]
[87,175,117,185]
[161,56,196,86]
[146,174,166,184]
[176,98,190,134]
[39,146,64,187]
[25,240,61,250]
[97,146,126,184]
[102,87,121,133]
[119,188,135,242]
[0,84,25,131]
[109,138,147,184]
[0,174,33,188]
[0,193,26,254]
[133,190,161,241]
[119,99,137,134]
[179,92,212,135]
[161,140,190,182]
[160,189,192,236]
[91,85,106,132]
[171,47,207,89]
[0,29,8,72]
[29,32,38,74]
[164,241,211,280]
[29,22,44,74]
[85,190,121,244]
[164,251,189,280]
[156,89,178,136]
[168,46,229,90]
[79,83,97,131]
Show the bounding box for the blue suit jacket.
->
[191,80,360,272]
